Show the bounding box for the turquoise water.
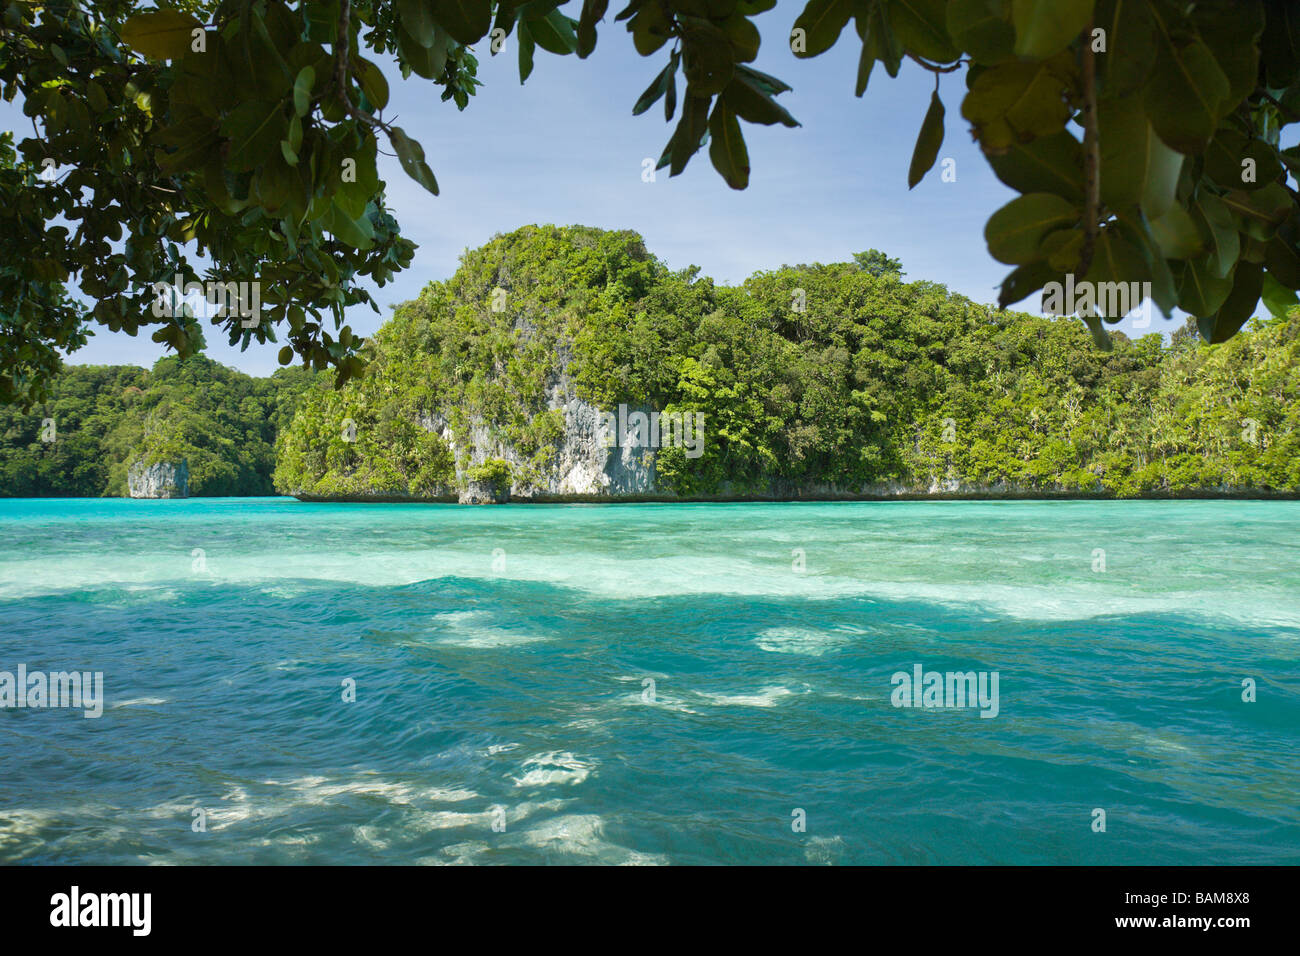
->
[1,497,1297,865]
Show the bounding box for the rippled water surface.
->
[1,497,1297,864]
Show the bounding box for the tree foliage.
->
[2,0,1299,407]
[275,225,1300,500]
[0,354,315,495]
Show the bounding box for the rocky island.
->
[272,226,1300,503]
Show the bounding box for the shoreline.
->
[5,491,1300,503]
[288,489,1300,504]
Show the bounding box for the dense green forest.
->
[0,356,315,496]
[3,225,1296,500]
[274,225,1300,501]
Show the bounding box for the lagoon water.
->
[1,497,1297,864]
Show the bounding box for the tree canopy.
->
[0,353,315,495]
[2,0,1299,406]
[274,224,1300,500]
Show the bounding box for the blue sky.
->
[5,11,1170,376]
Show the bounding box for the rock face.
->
[420,371,657,500]
[127,460,189,499]
[459,480,511,505]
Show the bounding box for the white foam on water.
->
[1134,731,1200,758]
[429,610,547,648]
[755,626,853,656]
[266,774,480,806]
[400,798,570,838]
[695,685,803,708]
[427,841,490,865]
[511,752,595,787]
[109,697,169,708]
[0,809,56,851]
[615,690,700,714]
[517,813,668,865]
[172,774,486,832]
[805,835,847,865]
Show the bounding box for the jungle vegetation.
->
[273,225,1300,500]
[0,354,315,495]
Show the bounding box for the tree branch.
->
[334,0,383,130]
[1077,20,1100,280]
[906,51,966,74]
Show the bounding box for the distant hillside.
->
[0,356,316,496]
[273,225,1300,502]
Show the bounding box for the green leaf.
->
[1097,97,1182,218]
[1261,0,1300,87]
[293,66,315,117]
[1264,214,1300,288]
[985,192,1078,265]
[987,130,1084,200]
[1011,0,1093,59]
[431,0,493,45]
[1192,194,1241,279]
[682,23,736,94]
[888,0,960,62]
[326,202,375,250]
[708,100,750,189]
[578,0,608,57]
[1115,213,1178,316]
[1176,258,1233,317]
[399,0,439,47]
[399,24,449,78]
[1200,260,1263,343]
[736,64,792,96]
[630,3,673,55]
[1081,313,1112,350]
[1040,227,1084,273]
[1222,185,1293,239]
[791,0,854,58]
[353,59,389,111]
[247,10,295,99]
[1094,0,1156,99]
[1147,204,1204,260]
[659,94,711,175]
[1261,271,1299,317]
[961,54,1076,152]
[633,61,674,116]
[121,10,201,60]
[724,67,800,127]
[1082,226,1150,319]
[518,21,536,82]
[722,11,761,63]
[389,126,440,195]
[1192,0,1265,108]
[907,90,945,188]
[220,100,289,172]
[530,10,579,54]
[947,0,1015,64]
[997,260,1059,308]
[854,29,877,97]
[1143,11,1231,154]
